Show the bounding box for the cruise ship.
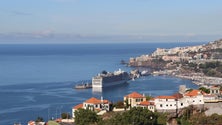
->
[92,69,130,88]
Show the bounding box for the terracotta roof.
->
[125,92,144,98]
[156,95,176,99]
[84,97,109,104]
[172,93,183,99]
[139,101,155,106]
[55,118,62,122]
[204,95,216,97]
[73,104,83,109]
[139,101,150,105]
[185,89,201,97]
[28,121,35,125]
[210,86,220,89]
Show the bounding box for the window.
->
[160,104,162,107]
[166,99,168,101]
[199,100,201,102]
[181,103,183,106]
[166,104,168,107]
[136,99,140,102]
[193,100,195,102]
[170,104,172,106]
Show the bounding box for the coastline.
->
[151,69,222,86]
[128,39,222,87]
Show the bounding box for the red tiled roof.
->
[84,97,109,104]
[55,118,62,122]
[172,93,183,99]
[73,104,83,109]
[140,101,150,105]
[210,86,220,89]
[28,121,35,125]
[156,95,176,99]
[185,90,201,97]
[125,92,144,98]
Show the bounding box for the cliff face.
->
[129,58,167,70]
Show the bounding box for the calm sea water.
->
[0,42,205,125]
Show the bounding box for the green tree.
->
[120,107,156,125]
[124,99,130,109]
[74,108,100,125]
[35,116,44,122]
[146,95,153,101]
[61,112,71,119]
[155,112,167,125]
[199,87,210,94]
[206,69,217,76]
[114,101,125,108]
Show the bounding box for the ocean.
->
[0,42,205,125]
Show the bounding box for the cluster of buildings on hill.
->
[129,39,222,67]
[128,39,222,86]
[72,85,222,118]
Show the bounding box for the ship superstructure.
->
[92,69,130,88]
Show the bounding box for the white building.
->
[184,89,204,106]
[153,90,204,113]
[137,100,155,112]
[154,95,178,112]
[124,92,146,107]
[72,97,111,118]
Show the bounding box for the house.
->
[154,95,178,112]
[27,121,45,125]
[184,89,204,106]
[72,104,83,118]
[72,97,111,118]
[137,100,155,112]
[209,86,220,95]
[28,121,35,125]
[83,97,110,111]
[172,93,188,109]
[124,92,146,107]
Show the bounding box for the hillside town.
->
[72,84,222,116]
[129,39,222,86]
[27,84,222,125]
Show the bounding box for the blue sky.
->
[0,0,221,43]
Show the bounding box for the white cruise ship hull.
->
[92,69,130,88]
[92,80,128,88]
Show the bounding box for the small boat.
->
[74,83,92,89]
[141,70,150,76]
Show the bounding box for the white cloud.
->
[11,10,32,16]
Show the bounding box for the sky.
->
[0,0,221,43]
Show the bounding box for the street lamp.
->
[150,116,153,125]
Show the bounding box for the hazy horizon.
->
[0,0,221,43]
